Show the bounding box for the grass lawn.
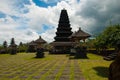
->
[0,52,112,80]
[79,53,112,80]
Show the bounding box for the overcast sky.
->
[0,0,120,45]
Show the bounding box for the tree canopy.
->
[3,41,7,48]
[95,24,120,49]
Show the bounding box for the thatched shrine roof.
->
[29,41,37,46]
[70,28,91,39]
[34,36,47,44]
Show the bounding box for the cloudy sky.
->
[0,0,120,45]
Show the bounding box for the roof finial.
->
[39,36,41,39]
[79,27,81,30]
[63,8,66,10]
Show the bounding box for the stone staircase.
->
[103,53,117,61]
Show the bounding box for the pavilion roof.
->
[70,28,91,39]
[29,41,37,46]
[34,36,47,44]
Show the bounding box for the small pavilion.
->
[28,36,46,52]
[27,41,37,52]
[34,36,47,48]
[70,28,91,43]
[69,28,91,58]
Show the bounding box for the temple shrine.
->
[28,36,46,52]
[51,9,91,54]
[70,27,91,43]
[51,9,75,53]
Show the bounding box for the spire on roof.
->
[39,36,41,39]
[34,36,46,44]
[70,27,91,40]
[79,27,81,30]
[63,8,66,10]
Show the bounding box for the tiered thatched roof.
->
[34,36,46,44]
[29,36,46,45]
[29,41,37,46]
[70,28,91,40]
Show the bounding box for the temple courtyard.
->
[0,52,112,80]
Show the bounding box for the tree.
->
[95,24,120,51]
[19,42,23,46]
[9,38,17,54]
[3,41,7,48]
[18,42,28,52]
[1,41,8,53]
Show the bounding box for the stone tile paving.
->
[0,53,85,80]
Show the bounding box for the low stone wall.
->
[87,49,115,56]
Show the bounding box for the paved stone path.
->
[0,53,86,80]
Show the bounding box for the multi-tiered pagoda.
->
[51,9,75,53]
[54,9,72,42]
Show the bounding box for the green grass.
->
[79,53,112,80]
[0,52,112,80]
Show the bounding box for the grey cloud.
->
[76,0,120,35]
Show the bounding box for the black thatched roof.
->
[34,36,47,44]
[70,28,91,39]
[29,41,37,46]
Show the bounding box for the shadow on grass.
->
[93,66,109,78]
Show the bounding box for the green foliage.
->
[3,41,7,48]
[0,45,4,50]
[43,43,53,51]
[9,38,17,55]
[18,43,28,52]
[0,43,8,54]
[95,24,120,49]
[85,39,96,48]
